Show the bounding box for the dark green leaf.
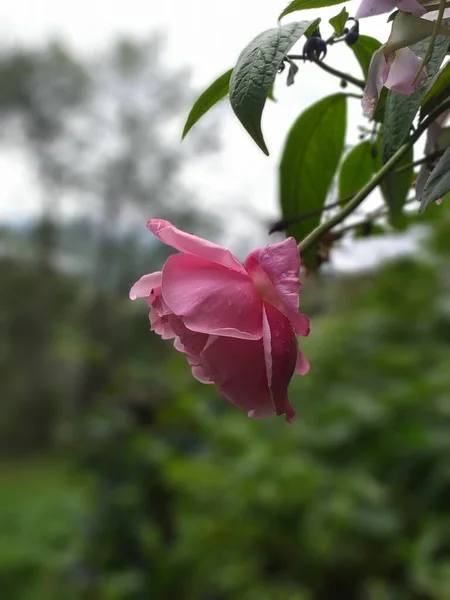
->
[182,69,232,139]
[329,7,349,37]
[420,62,450,120]
[229,20,319,155]
[420,147,450,212]
[378,141,413,228]
[279,93,347,268]
[339,141,375,205]
[373,87,388,124]
[382,22,450,162]
[279,0,347,20]
[350,35,382,79]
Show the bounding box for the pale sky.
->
[0,1,419,270]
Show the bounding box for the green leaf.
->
[420,62,450,120]
[338,141,375,205]
[229,20,319,155]
[373,87,388,124]
[182,69,232,139]
[377,141,413,228]
[268,83,277,102]
[350,35,382,79]
[329,7,349,37]
[382,22,450,162]
[279,0,347,20]
[420,147,450,212]
[279,93,347,268]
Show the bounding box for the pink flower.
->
[363,47,426,118]
[130,219,310,423]
[356,0,426,19]
[361,12,440,118]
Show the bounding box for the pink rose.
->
[130,219,310,423]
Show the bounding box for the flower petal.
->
[387,13,435,52]
[262,303,298,422]
[385,48,426,95]
[129,271,162,300]
[191,363,214,384]
[174,334,214,383]
[396,0,426,16]
[161,253,263,339]
[200,335,274,414]
[288,311,310,337]
[147,219,246,273]
[245,237,301,313]
[362,49,388,119]
[169,316,210,358]
[355,0,396,19]
[295,347,310,375]
[148,287,176,340]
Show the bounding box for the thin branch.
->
[395,149,445,173]
[288,54,365,90]
[335,197,417,236]
[297,98,450,254]
[269,195,354,234]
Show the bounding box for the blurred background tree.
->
[0,35,218,452]
[0,32,449,600]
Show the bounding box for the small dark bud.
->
[278,62,286,74]
[345,20,359,46]
[340,79,348,89]
[302,35,327,62]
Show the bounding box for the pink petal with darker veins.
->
[200,335,275,414]
[147,219,246,273]
[161,253,263,340]
[129,271,162,300]
[169,315,210,357]
[262,303,298,423]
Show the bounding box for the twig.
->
[288,54,365,90]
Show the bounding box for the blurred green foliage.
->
[2,212,450,599]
